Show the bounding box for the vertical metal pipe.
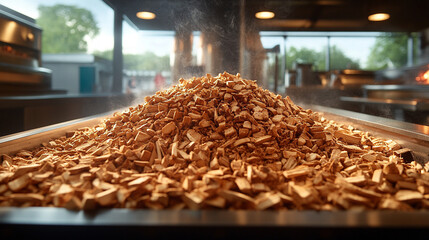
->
[407,33,414,67]
[112,8,123,93]
[239,0,245,75]
[281,36,287,90]
[326,36,330,71]
[274,53,279,93]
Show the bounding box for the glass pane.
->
[122,26,174,94]
[365,33,415,70]
[0,0,115,94]
[260,36,285,94]
[0,0,114,54]
[329,36,377,70]
[286,37,327,71]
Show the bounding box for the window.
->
[261,31,418,72]
[0,0,116,94]
[260,36,285,93]
[122,26,174,93]
[285,37,328,71]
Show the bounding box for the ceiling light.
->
[255,11,275,20]
[136,11,156,20]
[368,13,390,21]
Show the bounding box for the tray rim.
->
[0,207,429,227]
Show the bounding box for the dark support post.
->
[112,7,123,93]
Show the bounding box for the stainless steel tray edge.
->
[1,207,429,227]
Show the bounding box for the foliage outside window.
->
[263,32,418,73]
[36,3,171,73]
[367,33,418,70]
[37,4,99,53]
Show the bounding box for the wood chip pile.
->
[1,72,429,211]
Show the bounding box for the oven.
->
[0,6,62,96]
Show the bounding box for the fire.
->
[416,69,429,84]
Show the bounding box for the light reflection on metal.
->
[416,68,429,84]
[416,125,429,135]
[27,32,34,41]
[3,21,18,42]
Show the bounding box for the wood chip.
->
[68,164,90,175]
[205,196,226,208]
[183,191,206,209]
[235,177,252,194]
[128,176,151,187]
[395,190,423,202]
[8,174,31,192]
[283,166,312,179]
[135,131,152,142]
[290,183,312,200]
[233,138,251,147]
[254,135,272,144]
[9,193,44,204]
[372,169,383,184]
[161,122,176,135]
[224,127,236,138]
[344,175,366,185]
[219,190,254,204]
[95,188,118,206]
[255,192,281,210]
[187,129,202,143]
[334,131,361,145]
[12,164,41,179]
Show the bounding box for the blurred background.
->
[0,0,428,136]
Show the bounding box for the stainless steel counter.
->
[340,96,429,112]
[0,93,135,137]
[338,85,429,125]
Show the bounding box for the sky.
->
[0,0,377,67]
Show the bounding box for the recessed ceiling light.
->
[368,13,390,21]
[136,11,156,20]
[255,11,275,20]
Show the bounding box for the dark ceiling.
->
[103,0,429,32]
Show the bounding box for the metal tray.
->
[1,105,428,239]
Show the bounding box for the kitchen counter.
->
[0,93,136,136]
[338,85,429,125]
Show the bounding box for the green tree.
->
[366,33,418,70]
[37,4,99,53]
[93,49,113,60]
[124,52,170,72]
[330,45,360,70]
[285,45,359,71]
[93,50,170,72]
[286,46,325,70]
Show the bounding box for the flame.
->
[416,69,429,84]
